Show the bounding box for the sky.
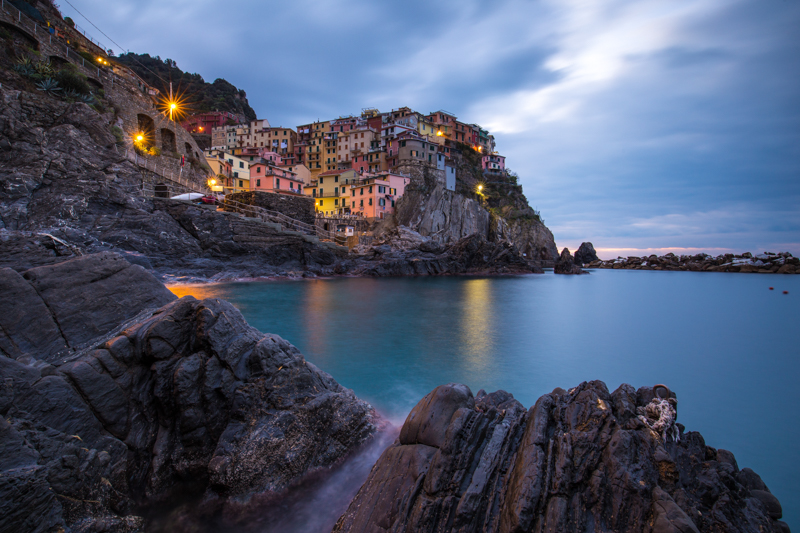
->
[60,0,800,259]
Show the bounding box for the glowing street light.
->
[477,184,483,192]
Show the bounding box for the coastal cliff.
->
[0,253,376,532]
[335,382,790,533]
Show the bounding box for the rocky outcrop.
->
[348,228,542,276]
[0,253,377,532]
[335,382,790,533]
[395,184,558,266]
[395,186,491,245]
[494,216,559,265]
[554,247,584,274]
[574,242,599,266]
[587,251,799,274]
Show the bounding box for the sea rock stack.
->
[334,382,789,533]
[574,241,599,266]
[554,247,584,274]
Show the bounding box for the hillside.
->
[114,53,257,121]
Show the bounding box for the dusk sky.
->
[61,0,800,259]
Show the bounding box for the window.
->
[335,176,339,183]
[335,187,339,195]
[239,162,244,168]
[234,171,239,178]
[335,199,339,206]
[276,179,281,188]
[369,198,373,206]
[401,140,406,147]
[312,190,316,197]
[391,199,395,207]
[352,189,355,196]
[368,186,373,193]
[239,180,243,187]
[257,167,261,173]
[360,199,363,207]
[256,179,261,186]
[320,189,324,196]
[379,198,385,206]
[320,200,323,206]
[360,188,364,196]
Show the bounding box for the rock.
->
[335,381,786,533]
[554,247,584,274]
[750,489,782,519]
[0,267,67,359]
[21,252,176,350]
[350,232,541,276]
[574,242,599,266]
[395,183,558,264]
[0,256,377,532]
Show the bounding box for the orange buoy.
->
[783,291,789,294]
[769,287,774,290]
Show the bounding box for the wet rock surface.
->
[587,251,800,274]
[0,253,377,532]
[334,382,789,533]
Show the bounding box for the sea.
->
[170,269,799,530]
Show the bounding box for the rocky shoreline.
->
[335,382,790,533]
[0,252,792,533]
[585,251,800,274]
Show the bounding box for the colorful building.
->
[250,163,304,194]
[482,153,506,172]
[349,173,410,219]
[306,169,360,215]
[181,111,242,135]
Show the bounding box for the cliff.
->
[335,382,790,533]
[0,253,376,532]
[393,147,558,266]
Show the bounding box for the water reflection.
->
[303,280,333,360]
[168,284,230,300]
[459,278,495,377]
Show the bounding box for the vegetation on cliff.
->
[114,53,257,121]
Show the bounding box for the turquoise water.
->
[171,270,800,527]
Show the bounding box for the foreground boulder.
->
[334,382,789,533]
[0,254,376,532]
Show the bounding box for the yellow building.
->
[305,169,360,215]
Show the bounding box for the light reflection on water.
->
[169,271,800,528]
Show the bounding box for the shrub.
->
[111,126,124,146]
[64,16,74,27]
[148,147,162,156]
[55,68,91,95]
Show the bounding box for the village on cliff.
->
[186,108,505,220]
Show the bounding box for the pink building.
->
[181,111,242,134]
[349,173,410,219]
[250,162,304,195]
[482,153,506,172]
[236,147,284,165]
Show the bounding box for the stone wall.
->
[0,1,209,190]
[226,191,315,225]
